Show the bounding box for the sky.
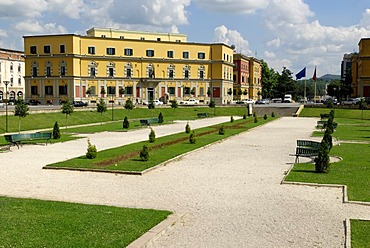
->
[1,0,370,77]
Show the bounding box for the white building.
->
[0,48,25,103]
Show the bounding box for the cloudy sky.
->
[1,0,370,77]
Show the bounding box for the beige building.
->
[23,28,234,105]
[352,38,370,97]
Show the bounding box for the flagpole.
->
[304,79,306,103]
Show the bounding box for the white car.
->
[143,100,163,105]
[179,98,199,105]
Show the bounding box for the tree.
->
[158,112,164,124]
[170,99,178,117]
[315,139,330,173]
[53,121,61,139]
[61,99,74,130]
[96,98,107,125]
[185,122,191,134]
[149,128,156,143]
[14,99,29,133]
[359,98,367,120]
[86,138,97,159]
[124,98,134,118]
[209,99,216,116]
[189,131,196,144]
[122,116,129,129]
[261,59,278,99]
[140,145,149,161]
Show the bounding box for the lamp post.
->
[111,94,114,121]
[3,81,10,132]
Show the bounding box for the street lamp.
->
[3,81,10,132]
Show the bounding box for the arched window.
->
[147,63,155,78]
[168,64,175,79]
[10,63,13,72]
[44,61,53,77]
[198,65,205,79]
[31,61,39,77]
[88,61,98,77]
[59,60,67,76]
[124,63,133,78]
[106,62,115,77]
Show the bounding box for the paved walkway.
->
[0,117,369,247]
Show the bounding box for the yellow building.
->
[23,28,234,105]
[352,38,370,97]
[233,54,262,101]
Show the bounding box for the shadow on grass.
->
[291,169,317,174]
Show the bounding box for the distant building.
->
[0,48,25,103]
[341,53,353,81]
[352,38,370,97]
[23,28,234,105]
[233,54,262,101]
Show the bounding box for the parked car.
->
[255,99,270,104]
[341,98,358,105]
[73,101,88,107]
[283,94,292,103]
[271,98,282,103]
[179,98,199,105]
[26,99,41,105]
[237,99,255,104]
[143,99,163,106]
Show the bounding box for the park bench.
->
[316,120,338,130]
[293,139,321,163]
[320,113,330,119]
[197,112,209,118]
[140,118,159,126]
[4,132,52,149]
[297,140,320,149]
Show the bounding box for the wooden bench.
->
[294,147,319,163]
[139,118,159,126]
[197,112,209,118]
[4,132,52,149]
[320,113,330,119]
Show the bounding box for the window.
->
[90,67,96,77]
[45,86,53,95]
[107,47,115,55]
[46,67,51,77]
[32,67,38,77]
[18,64,21,72]
[45,61,52,77]
[169,69,174,78]
[184,65,190,79]
[157,38,161,41]
[10,63,13,72]
[199,87,204,96]
[199,70,204,79]
[10,77,13,84]
[198,52,205,59]
[30,46,37,54]
[101,35,106,38]
[107,86,115,95]
[60,66,66,76]
[184,87,190,95]
[59,85,68,95]
[168,87,175,95]
[126,86,133,95]
[120,36,124,39]
[44,45,51,54]
[168,64,175,78]
[126,68,132,78]
[18,76,21,85]
[146,49,154,57]
[60,44,66,53]
[140,37,145,40]
[89,86,96,95]
[88,46,95,54]
[198,65,205,79]
[108,67,114,77]
[89,62,98,77]
[31,86,38,95]
[183,51,189,59]
[147,64,155,78]
[167,51,174,58]
[124,48,133,56]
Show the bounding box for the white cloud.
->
[0,0,48,19]
[264,51,276,59]
[194,0,269,14]
[214,25,252,55]
[14,20,67,35]
[47,0,84,19]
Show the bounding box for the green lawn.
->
[351,219,370,248]
[0,196,170,247]
[46,118,271,172]
[299,107,370,120]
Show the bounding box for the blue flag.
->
[296,67,306,80]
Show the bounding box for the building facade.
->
[23,28,234,105]
[352,38,370,97]
[233,54,262,101]
[0,48,25,103]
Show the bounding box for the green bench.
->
[316,120,338,130]
[294,139,321,163]
[197,112,209,118]
[297,140,320,149]
[320,113,330,119]
[140,118,159,126]
[4,132,52,149]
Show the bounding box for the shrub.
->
[122,116,129,129]
[158,112,164,124]
[263,114,268,120]
[271,112,276,117]
[254,116,258,123]
[315,139,330,173]
[149,128,156,143]
[140,145,149,161]
[185,122,191,134]
[323,128,333,150]
[86,138,97,159]
[219,125,225,135]
[230,116,234,123]
[52,121,61,139]
[243,114,246,119]
[326,99,334,109]
[189,131,196,144]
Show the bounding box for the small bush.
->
[315,140,330,173]
[158,112,164,124]
[149,128,156,143]
[189,131,196,144]
[254,116,258,123]
[263,114,267,120]
[86,138,97,159]
[53,121,61,139]
[140,145,149,161]
[185,122,191,134]
[219,125,225,135]
[271,112,276,117]
[230,116,234,123]
[122,116,129,129]
[243,114,246,119]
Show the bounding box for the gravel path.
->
[1,117,369,247]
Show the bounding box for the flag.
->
[312,67,317,81]
[295,67,306,80]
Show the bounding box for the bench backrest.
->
[6,132,52,142]
[296,147,319,156]
[297,140,320,149]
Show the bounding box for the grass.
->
[0,106,259,134]
[299,107,370,120]
[0,196,171,247]
[351,219,370,248]
[46,118,272,172]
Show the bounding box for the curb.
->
[127,212,186,248]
